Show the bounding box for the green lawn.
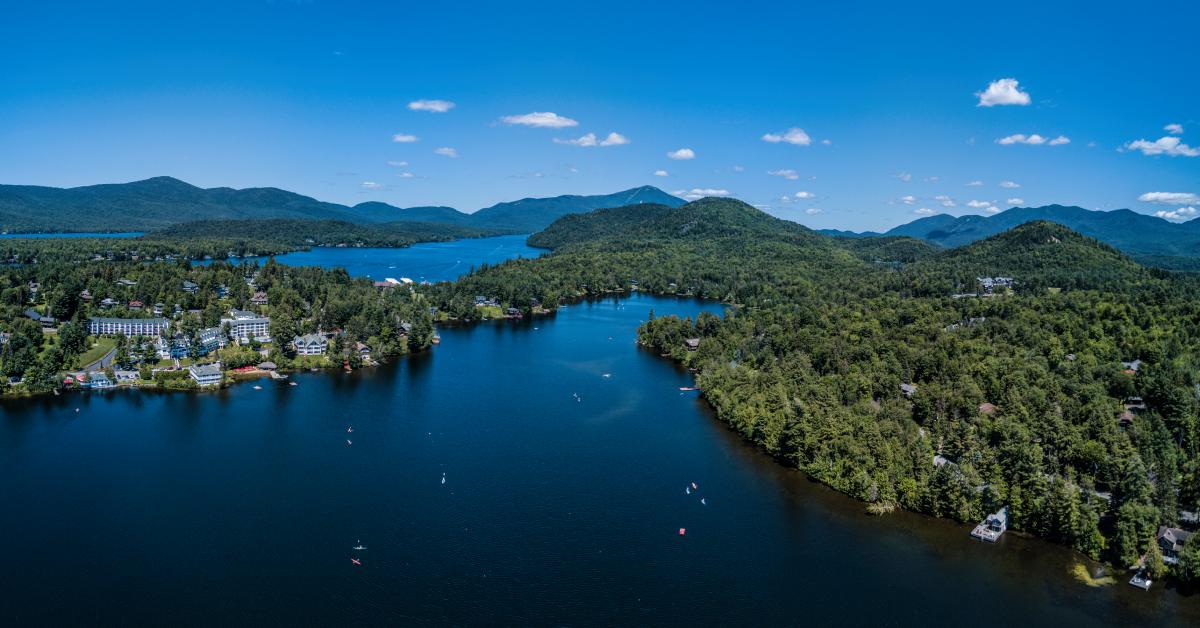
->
[75,337,117,369]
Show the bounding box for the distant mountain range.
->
[0,176,683,233]
[819,205,1200,264]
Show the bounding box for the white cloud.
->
[999,180,1021,188]
[408,99,455,113]
[821,139,832,145]
[805,207,823,215]
[554,133,598,147]
[732,165,745,172]
[1139,191,1200,205]
[794,191,815,199]
[654,170,669,177]
[976,78,1031,107]
[392,133,419,143]
[899,195,917,205]
[996,133,1069,146]
[500,111,579,128]
[554,131,629,147]
[934,194,955,207]
[1124,136,1200,157]
[925,176,940,182]
[1165,123,1184,135]
[967,180,984,187]
[761,127,812,146]
[1154,206,1198,222]
[360,181,383,190]
[966,200,991,209]
[913,207,936,215]
[667,148,695,160]
[672,188,731,201]
[386,160,408,167]
[767,168,800,180]
[1006,197,1025,205]
[600,132,629,146]
[896,172,912,182]
[395,172,415,179]
[433,147,458,158]
[985,206,1002,214]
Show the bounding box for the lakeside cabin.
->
[971,506,1009,542]
[188,363,222,387]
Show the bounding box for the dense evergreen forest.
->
[426,197,1200,577]
[0,218,500,264]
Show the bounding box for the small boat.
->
[351,558,362,566]
[347,427,354,433]
[685,486,691,495]
[691,482,698,490]
[346,439,352,446]
[253,385,262,390]
[678,528,686,536]
[353,542,367,550]
[701,498,707,505]
[679,387,700,392]
[75,408,80,413]
[289,381,297,386]
[602,373,611,378]
[441,473,447,485]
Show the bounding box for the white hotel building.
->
[222,309,271,343]
[89,317,170,337]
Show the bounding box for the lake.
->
[2,293,1196,626]
[0,232,144,239]
[234,234,543,283]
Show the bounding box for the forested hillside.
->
[427,197,1200,572]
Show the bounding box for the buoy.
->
[678,528,686,536]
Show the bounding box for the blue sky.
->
[1,0,1197,231]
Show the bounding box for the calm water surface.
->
[2,294,1198,626]
[264,234,542,282]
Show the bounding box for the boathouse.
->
[971,506,1008,542]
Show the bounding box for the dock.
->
[1128,570,1152,590]
[970,506,1008,542]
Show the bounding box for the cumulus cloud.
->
[732,165,745,172]
[967,180,984,187]
[966,200,992,209]
[1155,206,1198,222]
[672,188,731,201]
[1165,123,1184,135]
[433,147,458,158]
[986,206,1002,213]
[408,99,455,113]
[997,134,1068,146]
[999,180,1021,189]
[805,207,823,215]
[386,160,408,167]
[934,194,956,207]
[899,195,917,205]
[392,133,419,143]
[500,111,579,128]
[395,172,415,179]
[976,78,1031,107]
[667,148,695,160]
[767,168,800,180]
[654,170,669,177]
[554,133,599,147]
[1139,191,1200,205]
[794,191,815,199]
[1049,136,1071,145]
[1007,197,1025,205]
[360,181,383,190]
[761,127,812,146]
[600,132,629,146]
[896,172,912,182]
[821,139,832,145]
[913,207,936,215]
[1124,136,1200,157]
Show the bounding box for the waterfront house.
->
[188,363,222,387]
[86,371,115,390]
[89,316,170,337]
[684,338,701,351]
[1156,526,1192,565]
[293,333,328,356]
[354,342,372,361]
[970,506,1009,542]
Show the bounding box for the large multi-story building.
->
[221,309,271,343]
[89,317,170,337]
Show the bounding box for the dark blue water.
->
[261,234,542,282]
[0,232,143,239]
[2,294,1197,626]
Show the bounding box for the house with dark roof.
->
[1157,526,1192,565]
[24,308,56,328]
[188,363,222,387]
